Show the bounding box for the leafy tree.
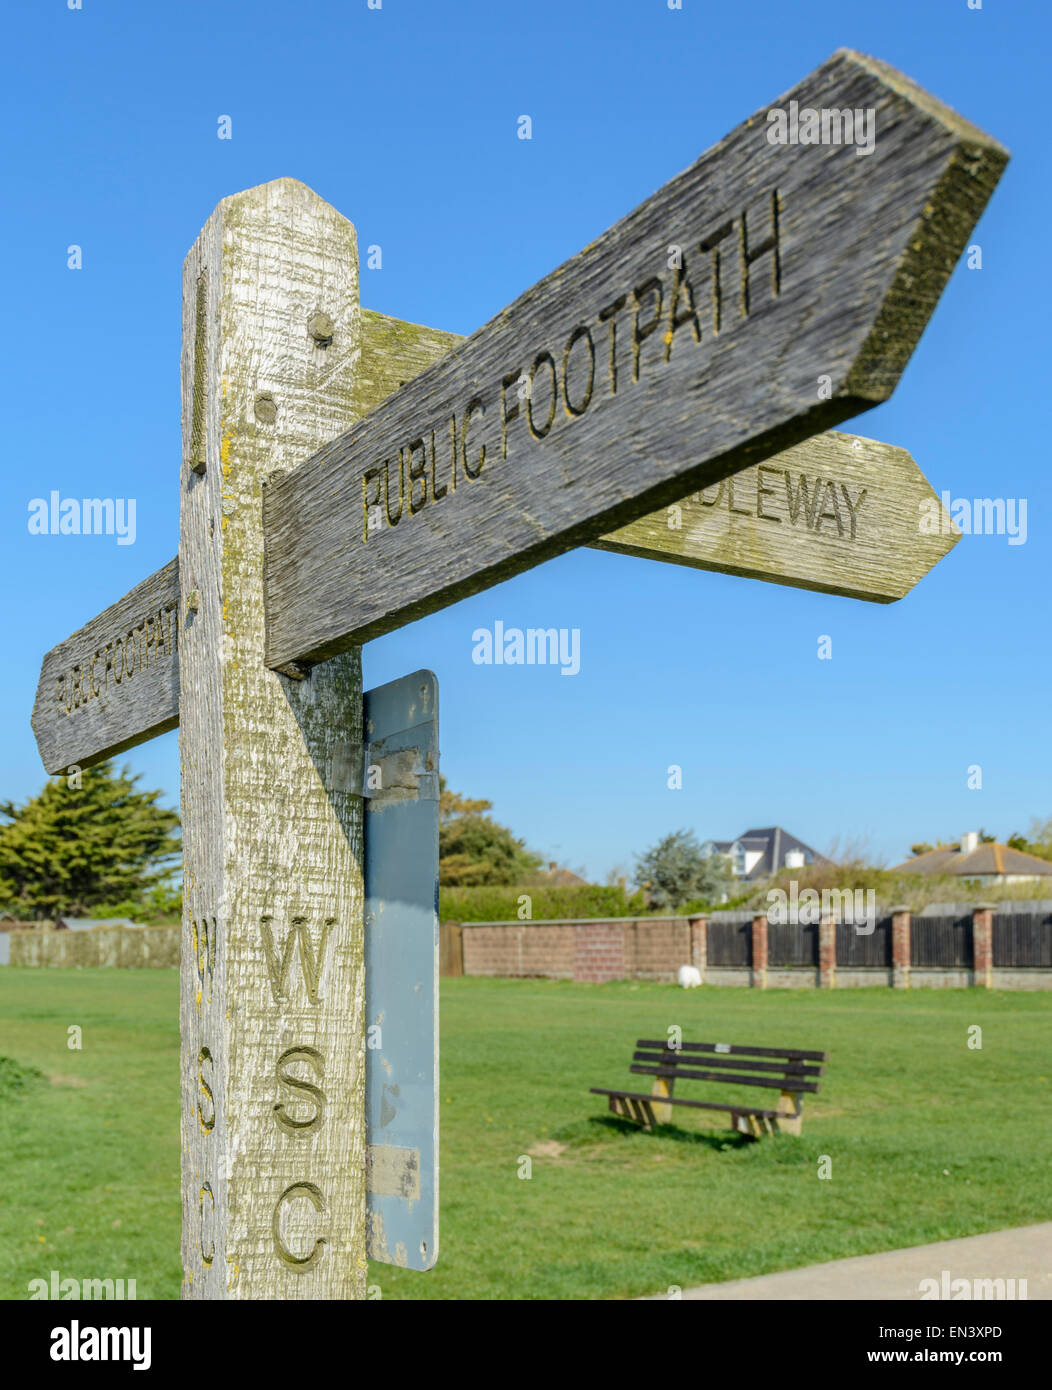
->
[90,882,183,925]
[439,778,542,887]
[0,762,180,919]
[910,843,934,857]
[1005,817,1052,863]
[633,829,733,909]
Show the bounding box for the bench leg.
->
[649,1073,675,1125]
[773,1090,803,1136]
[626,1096,653,1131]
[731,1111,775,1139]
[609,1094,653,1131]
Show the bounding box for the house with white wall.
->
[700,827,824,882]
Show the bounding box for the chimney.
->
[960,831,979,855]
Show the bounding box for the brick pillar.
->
[818,913,836,988]
[891,905,911,989]
[689,915,707,982]
[972,903,995,989]
[751,914,767,990]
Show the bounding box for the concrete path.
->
[661,1223,1051,1300]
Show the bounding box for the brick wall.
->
[458,916,697,983]
[574,921,625,982]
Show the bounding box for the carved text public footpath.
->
[361,191,781,542]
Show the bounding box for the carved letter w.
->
[259,918,333,1004]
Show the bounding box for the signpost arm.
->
[179,178,367,1299]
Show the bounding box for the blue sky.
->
[2,0,1048,880]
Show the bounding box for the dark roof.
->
[737,827,825,879]
[891,843,1052,878]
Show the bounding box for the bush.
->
[440,882,647,923]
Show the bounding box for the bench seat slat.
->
[633,1049,823,1078]
[637,1039,827,1063]
[629,1063,818,1093]
[590,1087,785,1120]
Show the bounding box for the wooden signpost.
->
[27,49,1007,1300]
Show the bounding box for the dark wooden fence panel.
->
[837,917,892,967]
[768,921,818,966]
[707,920,752,967]
[993,912,1052,967]
[439,921,464,977]
[910,915,973,968]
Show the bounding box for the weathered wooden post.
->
[179,179,367,1299]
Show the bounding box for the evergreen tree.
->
[0,761,180,919]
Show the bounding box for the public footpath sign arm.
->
[32,559,180,774]
[262,48,1007,670]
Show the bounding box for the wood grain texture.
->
[594,430,959,602]
[356,309,462,419]
[31,559,179,773]
[179,178,367,1300]
[263,48,1007,668]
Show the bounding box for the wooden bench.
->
[591,1039,828,1138]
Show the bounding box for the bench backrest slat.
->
[632,1049,823,1078]
[629,1063,820,1094]
[636,1039,827,1063]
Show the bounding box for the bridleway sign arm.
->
[593,431,960,603]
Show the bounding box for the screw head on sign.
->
[308,312,335,344]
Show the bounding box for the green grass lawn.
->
[1,969,1050,1299]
